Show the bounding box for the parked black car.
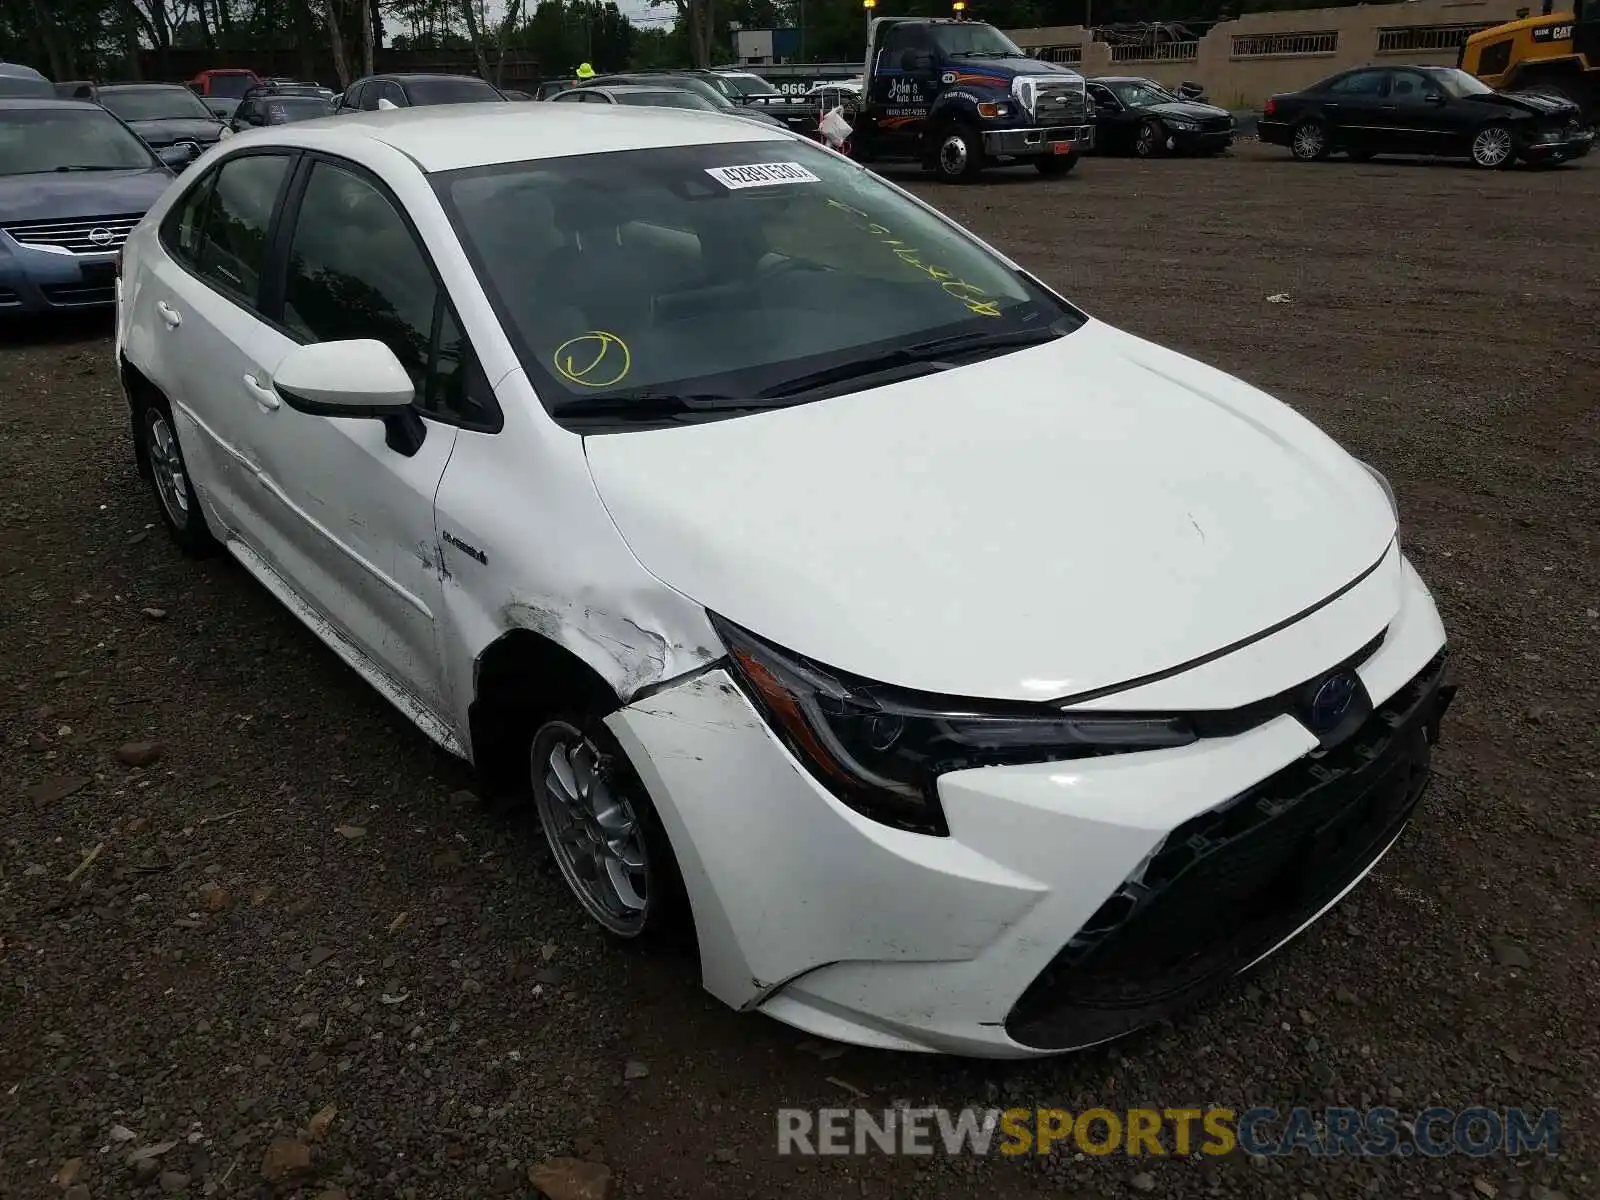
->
[1259,65,1593,168]
[230,83,335,130]
[334,73,506,114]
[94,83,227,158]
[1085,76,1234,157]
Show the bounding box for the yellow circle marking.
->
[554,331,631,389]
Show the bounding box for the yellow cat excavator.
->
[1460,0,1599,119]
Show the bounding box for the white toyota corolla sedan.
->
[116,102,1454,1058]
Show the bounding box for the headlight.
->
[713,616,1197,837]
[1360,460,1399,522]
[1167,119,1198,131]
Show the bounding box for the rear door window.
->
[192,153,293,307]
[1326,70,1385,97]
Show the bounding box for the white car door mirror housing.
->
[376,97,399,110]
[273,339,426,456]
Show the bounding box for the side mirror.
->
[273,340,425,455]
[376,96,399,111]
[157,141,201,168]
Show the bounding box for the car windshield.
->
[438,140,1081,423]
[1106,79,1175,106]
[100,87,216,121]
[266,96,333,122]
[1426,68,1495,98]
[615,89,715,111]
[930,22,1029,58]
[206,74,257,98]
[719,73,781,97]
[0,107,155,174]
[405,77,504,104]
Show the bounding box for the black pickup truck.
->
[834,16,1095,180]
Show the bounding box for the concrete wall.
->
[1009,0,1530,109]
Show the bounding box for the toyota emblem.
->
[88,227,114,247]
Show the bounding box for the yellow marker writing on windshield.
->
[554,331,631,388]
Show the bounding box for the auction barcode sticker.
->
[705,162,821,189]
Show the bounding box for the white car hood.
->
[583,320,1396,702]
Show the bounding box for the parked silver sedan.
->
[548,83,722,114]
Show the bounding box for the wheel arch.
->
[468,626,633,794]
[120,354,159,481]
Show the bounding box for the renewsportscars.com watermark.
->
[776,1107,1561,1158]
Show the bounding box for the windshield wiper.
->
[550,389,775,420]
[755,320,1068,402]
[52,165,125,172]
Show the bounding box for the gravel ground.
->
[2,144,1597,1200]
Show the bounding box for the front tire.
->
[932,124,984,182]
[140,393,218,557]
[1470,122,1515,169]
[1035,152,1078,175]
[529,713,683,940]
[1290,119,1330,161]
[1134,119,1165,158]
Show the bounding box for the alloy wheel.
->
[147,411,190,526]
[532,721,652,937]
[1292,123,1325,160]
[1472,125,1512,168]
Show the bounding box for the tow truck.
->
[829,15,1094,180]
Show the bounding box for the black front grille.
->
[1199,116,1232,132]
[1007,650,1453,1050]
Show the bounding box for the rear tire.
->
[1470,121,1515,169]
[139,392,219,557]
[931,124,984,182]
[1035,152,1078,175]
[1290,119,1330,161]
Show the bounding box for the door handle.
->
[243,373,281,411]
[156,300,181,329]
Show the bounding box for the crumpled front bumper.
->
[607,554,1449,1058]
[983,123,1095,157]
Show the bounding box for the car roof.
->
[365,73,493,83]
[1090,76,1158,84]
[97,82,190,92]
[0,96,105,110]
[592,84,696,94]
[252,102,786,172]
